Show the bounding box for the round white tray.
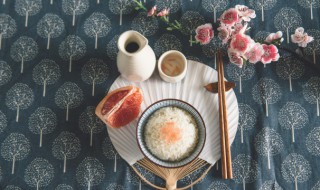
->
[107,60,239,166]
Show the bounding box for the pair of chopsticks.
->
[217,50,233,179]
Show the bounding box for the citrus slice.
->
[95,86,143,128]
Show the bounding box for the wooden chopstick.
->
[217,51,227,179]
[217,50,233,179]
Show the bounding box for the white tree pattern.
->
[106,183,125,190]
[55,82,83,121]
[279,102,308,143]
[304,29,320,64]
[254,31,270,42]
[306,127,320,156]
[281,153,311,190]
[202,37,227,69]
[249,0,277,21]
[312,180,320,190]
[252,78,281,117]
[298,0,320,20]
[83,12,111,49]
[131,12,159,37]
[28,107,57,147]
[62,0,89,26]
[181,175,194,190]
[5,83,34,122]
[4,185,22,190]
[24,158,54,190]
[0,110,7,133]
[207,181,230,190]
[10,36,38,73]
[76,157,105,190]
[0,60,12,86]
[154,34,182,57]
[232,154,260,190]
[37,13,64,50]
[32,59,61,97]
[58,35,86,72]
[276,56,304,91]
[238,103,256,143]
[303,77,320,116]
[227,63,255,93]
[79,106,105,147]
[106,35,119,60]
[0,165,1,182]
[109,0,135,26]
[202,0,229,23]
[52,131,81,173]
[127,166,155,189]
[155,0,181,13]
[1,133,30,174]
[0,14,16,50]
[181,11,205,46]
[103,137,120,172]
[187,56,202,63]
[15,0,42,27]
[259,180,283,190]
[180,166,208,189]
[254,127,284,169]
[81,58,109,96]
[55,184,73,190]
[274,7,302,43]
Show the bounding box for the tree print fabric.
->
[0,0,319,190]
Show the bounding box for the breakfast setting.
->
[0,0,319,190]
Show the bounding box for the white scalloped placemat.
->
[107,60,239,166]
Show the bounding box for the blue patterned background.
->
[0,0,320,189]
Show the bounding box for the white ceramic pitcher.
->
[117,30,156,82]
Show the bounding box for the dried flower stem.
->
[278,46,320,71]
[133,0,182,31]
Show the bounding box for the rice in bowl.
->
[144,106,198,161]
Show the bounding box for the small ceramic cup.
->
[158,50,187,83]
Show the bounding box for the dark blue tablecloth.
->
[0,0,320,189]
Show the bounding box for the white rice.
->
[144,106,198,161]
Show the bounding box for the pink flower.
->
[299,35,314,47]
[147,6,157,17]
[232,23,244,35]
[157,8,170,17]
[195,23,214,45]
[220,8,239,26]
[230,33,254,54]
[261,44,280,64]
[228,49,244,67]
[245,43,264,64]
[291,27,314,47]
[265,31,283,43]
[217,25,231,44]
[235,5,256,22]
[291,27,306,43]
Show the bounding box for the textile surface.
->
[0,0,319,189]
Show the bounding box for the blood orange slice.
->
[95,86,143,128]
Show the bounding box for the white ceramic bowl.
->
[136,99,206,168]
[158,50,187,83]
